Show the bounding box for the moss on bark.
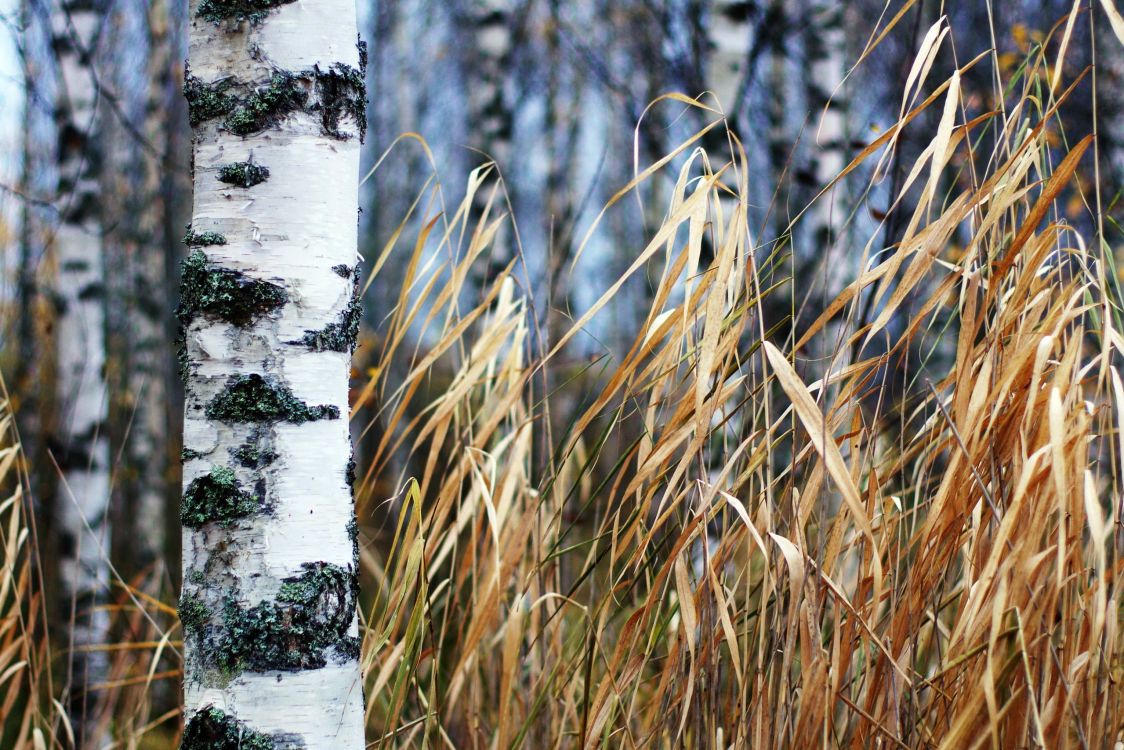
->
[178,250,288,328]
[178,594,212,634]
[232,442,278,469]
[313,64,366,140]
[292,265,361,352]
[199,562,358,673]
[206,374,340,424]
[182,706,275,750]
[182,67,365,140]
[181,466,262,528]
[183,229,228,247]
[217,161,270,188]
[184,75,234,126]
[224,72,306,136]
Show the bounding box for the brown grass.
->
[352,12,1124,748]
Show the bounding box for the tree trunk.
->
[467,0,516,289]
[707,0,754,119]
[468,0,515,172]
[51,1,112,744]
[178,2,366,747]
[802,0,847,253]
[122,0,176,578]
[801,0,849,370]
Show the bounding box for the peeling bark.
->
[180,1,366,746]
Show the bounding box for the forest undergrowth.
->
[3,8,1124,749]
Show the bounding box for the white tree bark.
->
[51,2,111,744]
[469,0,514,168]
[466,0,515,289]
[802,0,850,371]
[804,0,847,250]
[179,2,366,747]
[707,0,754,117]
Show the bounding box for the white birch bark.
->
[701,0,755,504]
[468,0,514,168]
[802,0,850,371]
[179,2,366,747]
[467,0,515,288]
[804,0,847,250]
[707,0,754,118]
[51,2,111,744]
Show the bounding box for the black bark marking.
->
[181,465,263,528]
[182,66,366,140]
[196,0,297,25]
[177,250,288,328]
[182,705,278,750]
[195,562,359,673]
[218,161,270,188]
[205,374,339,424]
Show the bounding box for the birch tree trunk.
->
[122,0,176,576]
[178,2,366,747]
[468,0,514,173]
[803,0,847,253]
[707,0,754,121]
[802,0,849,371]
[51,1,112,744]
[467,0,515,289]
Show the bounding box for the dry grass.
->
[0,380,61,749]
[4,7,1124,749]
[352,13,1124,749]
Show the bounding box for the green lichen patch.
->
[178,594,212,634]
[182,65,366,140]
[224,72,306,136]
[217,161,270,188]
[312,64,367,141]
[181,466,262,529]
[232,441,278,469]
[206,374,339,424]
[197,0,296,25]
[292,265,361,352]
[177,342,192,385]
[188,569,207,586]
[346,517,359,566]
[182,447,206,462]
[178,250,288,328]
[184,229,228,247]
[182,705,275,750]
[207,562,358,673]
[293,303,361,353]
[184,76,234,127]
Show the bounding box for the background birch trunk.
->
[802,0,848,281]
[121,0,175,578]
[707,0,753,124]
[178,1,366,747]
[51,1,112,744]
[802,0,849,373]
[467,0,515,289]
